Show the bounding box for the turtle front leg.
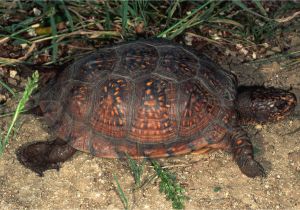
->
[230,128,266,178]
[16,139,77,176]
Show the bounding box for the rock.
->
[266,50,275,56]
[20,79,27,88]
[0,94,6,104]
[7,78,17,86]
[0,67,8,76]
[255,124,263,130]
[9,70,17,78]
[271,47,281,52]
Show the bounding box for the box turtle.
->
[17,39,297,178]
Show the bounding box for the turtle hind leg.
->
[16,138,77,176]
[230,128,266,178]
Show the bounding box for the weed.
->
[151,160,186,209]
[126,154,145,188]
[0,71,39,155]
[213,186,222,192]
[114,174,129,210]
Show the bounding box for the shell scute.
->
[90,134,117,158]
[68,121,92,152]
[155,46,199,81]
[129,77,178,143]
[90,77,131,138]
[198,58,237,102]
[72,49,118,83]
[114,43,159,78]
[178,79,221,138]
[67,83,93,121]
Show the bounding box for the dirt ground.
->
[1,47,300,210]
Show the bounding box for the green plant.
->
[0,71,39,155]
[213,186,222,192]
[151,160,186,209]
[114,174,129,210]
[126,154,145,188]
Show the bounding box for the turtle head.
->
[237,86,297,123]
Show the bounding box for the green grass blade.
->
[166,0,180,21]
[0,71,39,155]
[121,0,129,34]
[16,0,23,10]
[4,17,36,33]
[252,0,267,17]
[232,0,270,20]
[0,25,34,44]
[114,174,129,210]
[60,0,75,31]
[104,1,112,30]
[0,80,15,96]
[157,0,214,39]
[49,6,58,63]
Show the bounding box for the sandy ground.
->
[0,50,300,209]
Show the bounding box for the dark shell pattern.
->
[39,39,238,158]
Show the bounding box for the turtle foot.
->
[16,139,76,176]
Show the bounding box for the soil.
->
[0,47,300,210]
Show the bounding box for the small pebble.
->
[20,79,27,88]
[271,46,281,52]
[0,94,7,104]
[262,43,269,48]
[266,50,275,56]
[9,70,17,78]
[33,8,41,16]
[7,78,17,86]
[239,48,249,55]
[0,68,8,76]
[255,124,263,130]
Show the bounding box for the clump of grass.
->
[0,71,39,155]
[1,1,299,67]
[151,160,186,210]
[126,154,145,188]
[114,174,129,210]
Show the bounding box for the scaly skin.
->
[237,86,297,124]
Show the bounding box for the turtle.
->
[17,39,297,178]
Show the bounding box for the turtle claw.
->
[34,163,61,177]
[237,156,266,178]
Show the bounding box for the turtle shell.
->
[39,39,238,158]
